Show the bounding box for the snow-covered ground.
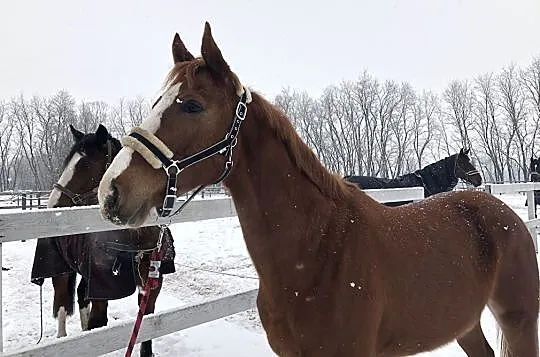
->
[1,193,538,356]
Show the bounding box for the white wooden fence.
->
[484,182,540,251]
[0,187,424,356]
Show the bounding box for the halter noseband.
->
[54,139,114,206]
[121,88,251,218]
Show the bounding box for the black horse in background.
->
[526,156,540,217]
[345,148,483,206]
[31,124,176,357]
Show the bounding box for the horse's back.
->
[353,189,539,353]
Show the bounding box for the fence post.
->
[526,190,538,252]
[21,193,27,210]
[0,241,3,352]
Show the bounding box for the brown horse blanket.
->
[30,226,175,300]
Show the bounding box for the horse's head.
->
[98,22,249,227]
[454,148,482,187]
[49,124,120,208]
[530,156,540,182]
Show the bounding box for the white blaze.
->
[140,82,182,134]
[48,153,83,208]
[97,82,182,206]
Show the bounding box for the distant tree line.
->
[0,93,148,191]
[1,56,539,191]
[275,57,540,184]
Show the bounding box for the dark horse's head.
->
[454,148,482,187]
[48,124,122,208]
[530,157,540,182]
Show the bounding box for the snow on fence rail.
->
[0,188,425,356]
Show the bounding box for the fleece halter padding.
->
[121,127,173,169]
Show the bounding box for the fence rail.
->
[3,289,258,357]
[484,182,540,251]
[0,187,425,356]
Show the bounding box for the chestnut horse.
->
[97,23,538,357]
[31,124,175,357]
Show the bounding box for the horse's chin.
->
[125,205,158,228]
[102,201,156,228]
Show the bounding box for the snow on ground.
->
[1,192,539,356]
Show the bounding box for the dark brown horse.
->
[345,148,482,206]
[97,23,538,357]
[31,124,175,357]
[526,156,540,217]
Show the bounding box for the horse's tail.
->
[497,326,512,357]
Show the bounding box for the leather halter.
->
[122,88,250,218]
[54,139,113,206]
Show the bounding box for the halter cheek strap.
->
[122,87,251,218]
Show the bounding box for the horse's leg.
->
[138,276,163,357]
[493,310,538,357]
[488,242,539,356]
[456,322,494,357]
[87,300,108,330]
[52,272,77,338]
[76,277,91,331]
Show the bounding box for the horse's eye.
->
[176,98,203,113]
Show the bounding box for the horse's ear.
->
[70,124,84,142]
[172,33,194,63]
[95,124,109,145]
[201,22,231,78]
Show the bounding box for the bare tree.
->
[388,83,416,176]
[77,100,109,132]
[374,80,400,177]
[520,56,540,159]
[498,64,530,181]
[473,73,505,182]
[11,95,44,189]
[351,72,378,175]
[411,91,438,168]
[109,98,129,136]
[0,100,19,190]
[127,97,150,127]
[443,80,475,148]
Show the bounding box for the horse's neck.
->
[224,104,340,297]
[416,158,456,195]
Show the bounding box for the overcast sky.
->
[1,0,539,103]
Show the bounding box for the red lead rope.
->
[124,226,166,357]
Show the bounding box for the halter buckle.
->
[236,102,247,121]
[72,194,83,205]
[163,194,177,210]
